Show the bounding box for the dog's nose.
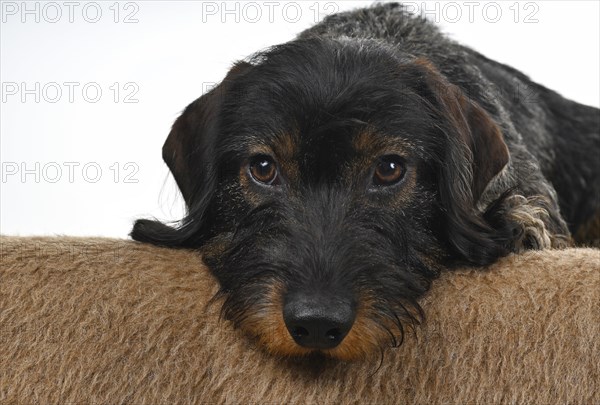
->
[283,293,356,350]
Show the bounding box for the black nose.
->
[283,293,356,350]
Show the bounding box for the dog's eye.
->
[373,155,405,186]
[249,155,279,185]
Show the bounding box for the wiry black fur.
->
[207,189,436,346]
[131,3,600,358]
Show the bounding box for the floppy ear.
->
[414,58,509,202]
[131,62,252,248]
[164,61,252,206]
[410,59,513,265]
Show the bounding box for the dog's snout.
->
[283,293,356,350]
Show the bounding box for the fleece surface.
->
[1,236,599,404]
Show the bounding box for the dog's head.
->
[132,38,514,360]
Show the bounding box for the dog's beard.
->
[205,201,442,360]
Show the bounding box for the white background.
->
[1,0,599,238]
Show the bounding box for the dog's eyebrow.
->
[247,144,275,157]
[246,133,298,160]
[352,130,412,156]
[242,133,301,184]
[272,133,297,161]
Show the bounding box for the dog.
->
[131,3,600,360]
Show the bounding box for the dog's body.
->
[132,3,600,360]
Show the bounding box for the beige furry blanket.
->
[1,236,598,404]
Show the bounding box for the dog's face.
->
[133,38,512,360]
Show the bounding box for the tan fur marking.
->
[240,288,394,360]
[325,296,392,361]
[351,129,416,206]
[352,128,411,157]
[240,133,300,206]
[272,132,300,184]
[240,282,312,358]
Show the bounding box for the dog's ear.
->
[413,58,509,202]
[409,58,513,265]
[131,62,252,248]
[164,61,251,205]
